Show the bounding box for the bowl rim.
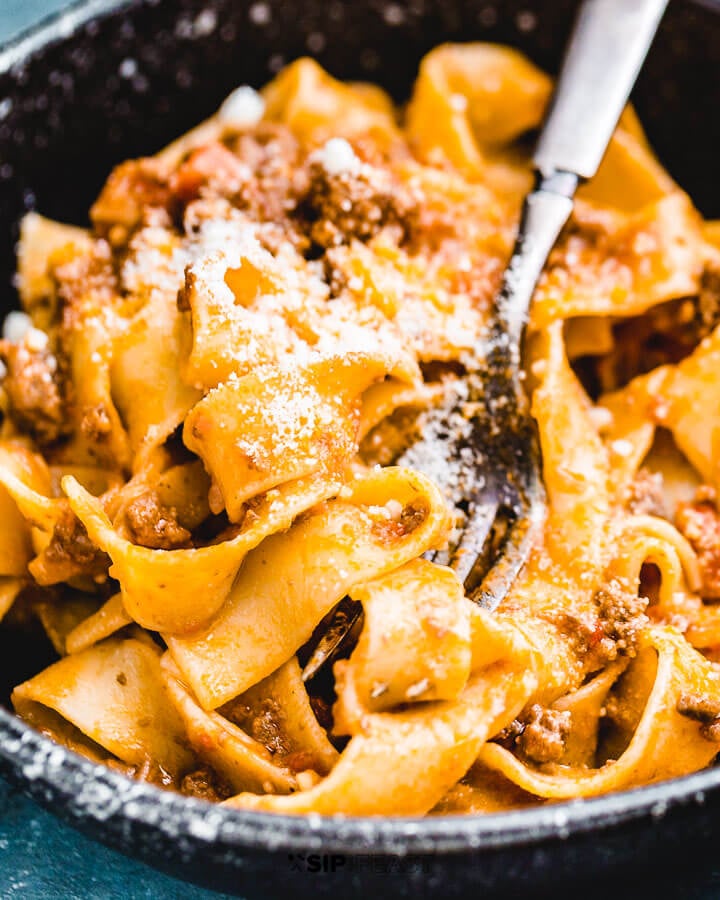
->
[2,705,720,854]
[2,0,720,860]
[0,0,135,74]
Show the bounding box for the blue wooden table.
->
[3,4,720,899]
[0,779,231,899]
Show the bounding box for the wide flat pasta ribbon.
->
[327,236,487,361]
[477,627,720,798]
[167,466,449,709]
[0,441,50,576]
[64,593,133,655]
[111,282,201,473]
[262,58,398,146]
[0,577,24,624]
[406,42,549,198]
[12,636,194,778]
[184,354,400,521]
[224,607,538,815]
[63,473,343,634]
[532,193,703,328]
[336,559,472,717]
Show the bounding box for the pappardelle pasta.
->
[3,43,720,815]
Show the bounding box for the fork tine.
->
[448,495,500,584]
[467,472,546,611]
[301,595,363,682]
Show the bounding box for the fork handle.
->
[495,172,576,353]
[533,0,669,180]
[497,0,668,350]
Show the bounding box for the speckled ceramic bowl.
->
[1,2,720,897]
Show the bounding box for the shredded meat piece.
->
[515,704,572,764]
[1,341,69,446]
[40,506,110,581]
[123,492,192,550]
[677,692,720,741]
[625,469,666,517]
[299,157,418,249]
[180,767,234,802]
[676,488,720,599]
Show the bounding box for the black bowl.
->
[2,1,720,897]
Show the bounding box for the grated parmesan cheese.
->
[611,439,633,458]
[25,327,49,352]
[313,138,361,177]
[217,85,266,128]
[2,311,32,343]
[589,406,614,433]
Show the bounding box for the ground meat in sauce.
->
[80,403,113,443]
[231,126,306,226]
[180,767,234,802]
[676,487,720,599]
[40,506,110,582]
[371,501,428,543]
[221,696,288,756]
[173,126,307,236]
[553,577,648,670]
[594,578,649,655]
[677,692,720,741]
[298,158,418,250]
[123,492,192,550]
[515,704,572,764]
[625,468,666,518]
[0,341,69,446]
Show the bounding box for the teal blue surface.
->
[0,780,233,899]
[1,0,74,43]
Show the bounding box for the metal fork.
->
[302,0,669,681]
